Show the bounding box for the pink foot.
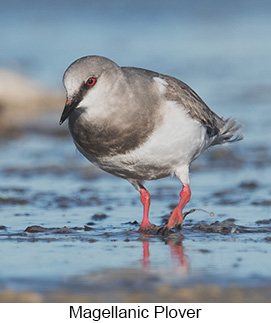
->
[166,207,184,229]
[138,219,152,231]
[161,184,191,233]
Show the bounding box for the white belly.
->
[80,101,208,181]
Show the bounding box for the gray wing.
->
[157,73,224,137]
[158,73,243,143]
[124,66,223,136]
[122,67,243,142]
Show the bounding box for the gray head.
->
[60,55,120,124]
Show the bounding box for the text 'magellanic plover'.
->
[60,55,243,233]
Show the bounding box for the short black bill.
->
[59,98,79,125]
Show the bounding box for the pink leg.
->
[164,184,191,230]
[138,185,151,231]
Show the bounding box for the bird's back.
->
[122,67,243,145]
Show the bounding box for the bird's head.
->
[59,55,120,125]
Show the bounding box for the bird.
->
[60,55,243,233]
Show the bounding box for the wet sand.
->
[1,284,271,303]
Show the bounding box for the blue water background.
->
[0,0,271,292]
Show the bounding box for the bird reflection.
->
[140,236,190,270]
[140,240,150,268]
[167,240,190,268]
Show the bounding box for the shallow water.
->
[1,0,271,302]
[0,130,271,299]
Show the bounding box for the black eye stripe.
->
[71,77,97,106]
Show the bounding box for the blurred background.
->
[1,0,271,140]
[0,0,271,302]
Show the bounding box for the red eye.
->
[86,77,96,86]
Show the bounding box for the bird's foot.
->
[138,223,160,234]
[158,223,182,236]
[158,208,184,235]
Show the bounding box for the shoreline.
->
[1,284,271,303]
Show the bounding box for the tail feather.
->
[211,118,244,146]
